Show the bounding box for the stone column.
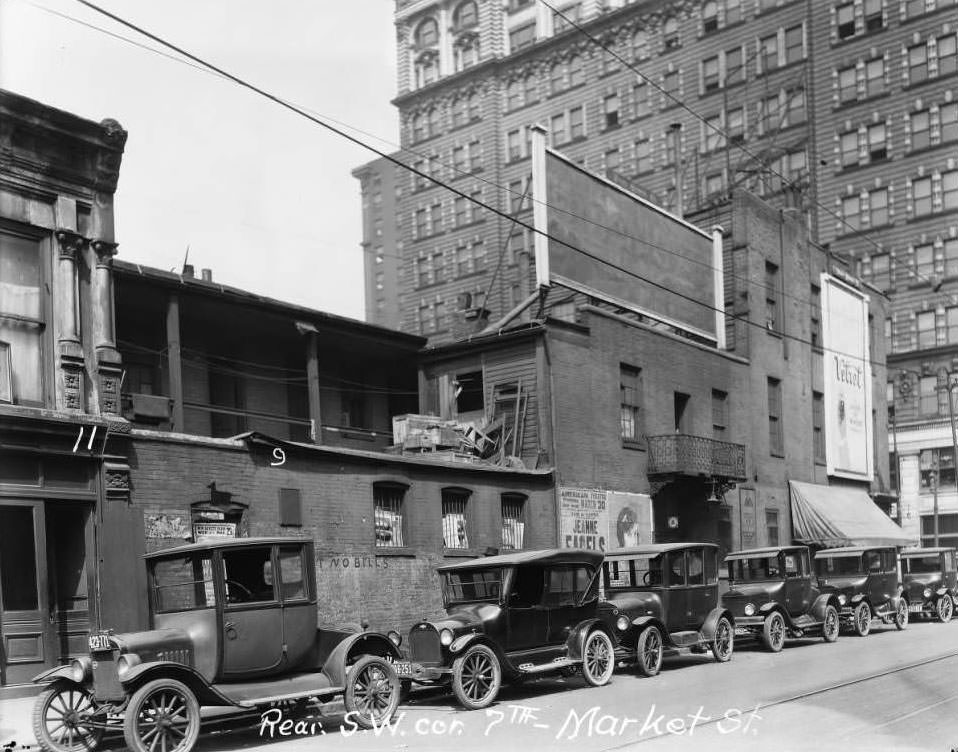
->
[91,239,123,415]
[54,229,86,411]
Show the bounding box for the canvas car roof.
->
[815,545,897,557]
[436,548,604,572]
[724,545,807,561]
[144,536,312,559]
[901,547,954,556]
[604,542,716,559]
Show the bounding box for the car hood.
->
[604,591,662,620]
[818,576,867,598]
[109,628,193,660]
[904,574,941,599]
[722,582,783,614]
[433,602,501,633]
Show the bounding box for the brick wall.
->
[122,432,555,632]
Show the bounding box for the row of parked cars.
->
[31,537,958,752]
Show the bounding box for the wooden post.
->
[166,293,185,431]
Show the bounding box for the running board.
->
[228,686,345,708]
[517,658,577,675]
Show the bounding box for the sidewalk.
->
[0,695,35,749]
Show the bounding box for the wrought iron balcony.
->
[646,434,747,481]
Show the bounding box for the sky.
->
[0,0,400,321]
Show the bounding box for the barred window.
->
[442,488,471,549]
[501,493,526,549]
[374,482,407,547]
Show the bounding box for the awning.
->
[788,480,917,548]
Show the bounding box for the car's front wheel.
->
[33,681,104,752]
[853,601,871,637]
[936,595,954,623]
[344,655,401,729]
[123,678,200,752]
[822,605,840,642]
[636,625,663,677]
[451,644,501,710]
[581,630,615,687]
[711,617,734,662]
[762,612,785,652]
[894,599,908,630]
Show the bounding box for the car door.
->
[220,544,285,677]
[506,564,549,653]
[544,564,597,645]
[783,550,811,617]
[685,547,715,629]
[664,550,688,631]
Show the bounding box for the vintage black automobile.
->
[31,537,401,752]
[900,546,958,622]
[813,546,908,635]
[600,543,734,676]
[398,549,615,709]
[722,546,841,651]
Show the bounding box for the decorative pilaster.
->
[91,239,122,415]
[55,229,86,412]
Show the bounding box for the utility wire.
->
[69,0,890,368]
[540,0,954,301]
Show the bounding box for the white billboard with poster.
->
[558,487,653,551]
[821,274,873,481]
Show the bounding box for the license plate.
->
[88,633,111,651]
[392,661,414,678]
[908,604,924,613]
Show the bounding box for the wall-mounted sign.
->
[740,488,756,547]
[667,516,679,529]
[144,514,191,539]
[193,522,236,540]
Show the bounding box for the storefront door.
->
[0,501,49,686]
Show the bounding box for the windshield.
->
[151,555,215,612]
[728,555,781,583]
[903,555,941,575]
[604,555,663,589]
[815,555,864,577]
[441,567,504,605]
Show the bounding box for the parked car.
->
[813,546,908,635]
[397,549,615,709]
[900,546,958,622]
[31,537,402,752]
[600,543,735,676]
[722,546,841,651]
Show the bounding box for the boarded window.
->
[279,488,302,527]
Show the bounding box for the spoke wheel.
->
[344,655,400,729]
[33,681,104,752]
[762,612,785,653]
[822,605,840,643]
[711,617,734,663]
[451,644,501,710]
[895,599,908,630]
[636,625,663,677]
[937,595,954,623]
[581,630,615,687]
[123,678,200,752]
[853,602,871,637]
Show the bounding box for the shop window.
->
[374,482,407,548]
[921,512,958,548]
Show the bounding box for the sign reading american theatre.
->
[558,487,653,551]
[821,274,874,482]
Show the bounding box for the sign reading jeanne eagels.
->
[559,487,608,551]
[821,274,873,481]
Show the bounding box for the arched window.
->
[427,107,441,136]
[550,62,565,93]
[411,112,426,141]
[506,80,522,110]
[414,17,439,48]
[663,18,680,49]
[632,29,649,60]
[453,1,478,31]
[568,55,583,86]
[702,1,718,32]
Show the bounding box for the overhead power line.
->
[67,0,890,368]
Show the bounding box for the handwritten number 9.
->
[271,448,286,467]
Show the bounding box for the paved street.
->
[6,618,954,752]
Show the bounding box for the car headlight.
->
[387,630,402,647]
[616,615,630,631]
[838,594,847,606]
[923,588,932,599]
[116,653,141,678]
[69,657,91,683]
[439,629,454,646]
[744,603,755,616]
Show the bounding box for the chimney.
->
[201,268,213,282]
[182,264,195,278]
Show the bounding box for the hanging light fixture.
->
[707,479,720,503]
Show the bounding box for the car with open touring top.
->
[397,548,615,709]
[601,543,735,676]
[722,546,841,651]
[31,537,402,752]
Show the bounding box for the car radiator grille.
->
[409,625,441,664]
[91,652,124,701]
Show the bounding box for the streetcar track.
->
[605,646,958,749]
